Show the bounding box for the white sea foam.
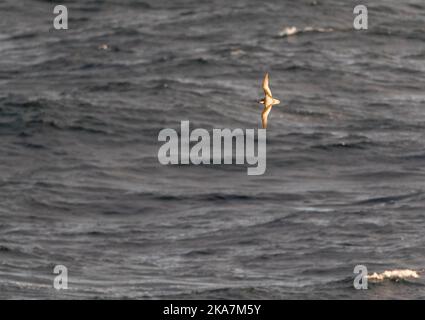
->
[279,26,298,37]
[278,26,334,37]
[367,269,420,281]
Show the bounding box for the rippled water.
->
[1,0,425,299]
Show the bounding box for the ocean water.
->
[1,0,425,299]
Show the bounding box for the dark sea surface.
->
[1,0,425,299]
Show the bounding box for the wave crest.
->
[367,269,420,281]
[278,26,334,37]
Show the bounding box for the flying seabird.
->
[259,73,280,129]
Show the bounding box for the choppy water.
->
[1,0,425,299]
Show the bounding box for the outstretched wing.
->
[262,73,273,97]
[261,106,272,129]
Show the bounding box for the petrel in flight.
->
[259,73,280,129]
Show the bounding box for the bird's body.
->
[259,73,280,129]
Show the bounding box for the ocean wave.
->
[278,26,335,38]
[311,140,374,151]
[354,191,422,205]
[155,191,303,203]
[367,269,420,282]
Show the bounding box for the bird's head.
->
[259,98,265,104]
